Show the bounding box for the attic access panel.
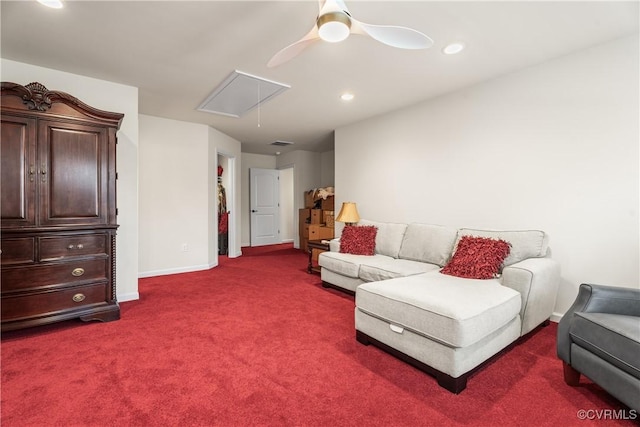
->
[198,70,290,118]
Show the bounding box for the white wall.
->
[334,35,639,319]
[138,115,242,276]
[241,150,334,248]
[273,149,336,248]
[277,150,323,248]
[1,59,140,302]
[320,150,335,188]
[279,167,295,242]
[138,115,210,276]
[239,155,300,247]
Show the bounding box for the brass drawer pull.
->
[71,268,85,277]
[72,293,86,303]
[67,244,85,250]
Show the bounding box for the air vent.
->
[197,70,290,118]
[271,140,295,146]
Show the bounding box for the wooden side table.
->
[307,239,331,274]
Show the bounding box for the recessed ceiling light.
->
[37,0,64,8]
[341,93,354,101]
[443,42,465,55]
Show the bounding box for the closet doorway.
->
[217,153,237,257]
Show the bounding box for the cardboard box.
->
[308,224,334,241]
[304,191,315,208]
[324,210,334,227]
[300,208,322,225]
[299,208,310,232]
[321,196,334,211]
[310,209,323,224]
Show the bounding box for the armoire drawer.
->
[1,282,108,321]
[39,233,108,261]
[0,237,36,266]
[1,258,108,292]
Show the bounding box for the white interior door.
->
[250,168,280,247]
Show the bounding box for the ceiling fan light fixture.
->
[317,12,351,43]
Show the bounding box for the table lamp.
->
[335,202,360,226]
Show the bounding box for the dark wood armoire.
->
[1,82,123,332]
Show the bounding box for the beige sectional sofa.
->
[318,220,561,393]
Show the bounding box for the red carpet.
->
[1,243,634,426]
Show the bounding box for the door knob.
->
[251,210,258,213]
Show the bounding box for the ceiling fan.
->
[267,0,434,68]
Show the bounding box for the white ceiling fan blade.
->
[267,26,320,68]
[351,19,434,50]
[320,0,347,15]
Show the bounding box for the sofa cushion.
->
[570,312,640,379]
[398,223,458,266]
[356,272,522,348]
[340,225,377,255]
[441,236,511,279]
[318,251,394,279]
[321,268,365,293]
[359,258,440,282]
[456,228,548,267]
[359,220,407,258]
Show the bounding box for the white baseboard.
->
[229,250,242,258]
[118,292,140,302]
[550,312,563,323]
[138,263,215,279]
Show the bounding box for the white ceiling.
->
[1,1,638,155]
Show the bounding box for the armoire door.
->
[37,120,110,226]
[0,114,37,227]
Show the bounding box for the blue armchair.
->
[557,283,640,412]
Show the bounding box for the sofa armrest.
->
[557,283,640,362]
[329,238,340,252]
[501,257,561,336]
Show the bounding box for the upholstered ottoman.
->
[355,271,523,393]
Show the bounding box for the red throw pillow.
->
[441,236,511,279]
[340,225,377,255]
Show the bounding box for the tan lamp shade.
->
[335,202,360,225]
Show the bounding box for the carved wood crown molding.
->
[1,81,125,129]
[23,82,52,111]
